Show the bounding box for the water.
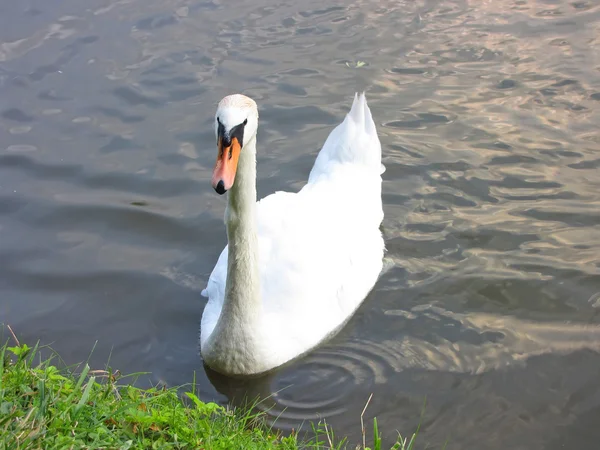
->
[2,0,600,448]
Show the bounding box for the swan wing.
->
[252,93,384,356]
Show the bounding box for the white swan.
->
[200,93,385,376]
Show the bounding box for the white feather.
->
[200,93,384,375]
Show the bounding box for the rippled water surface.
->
[2,0,600,448]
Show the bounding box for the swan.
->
[200,93,385,376]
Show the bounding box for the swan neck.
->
[204,136,262,373]
[226,135,260,311]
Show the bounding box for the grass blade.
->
[407,432,417,450]
[0,344,5,397]
[26,341,40,367]
[74,375,95,417]
[75,363,90,392]
[373,417,381,450]
[61,363,91,418]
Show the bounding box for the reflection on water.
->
[2,0,600,448]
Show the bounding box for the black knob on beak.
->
[215,180,226,195]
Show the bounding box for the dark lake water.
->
[2,0,600,448]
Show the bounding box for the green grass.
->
[0,333,419,450]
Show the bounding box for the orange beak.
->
[212,136,242,195]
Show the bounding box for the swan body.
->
[200,93,385,376]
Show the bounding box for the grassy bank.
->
[0,335,418,449]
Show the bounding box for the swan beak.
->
[212,136,242,195]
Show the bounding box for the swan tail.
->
[309,92,382,182]
[349,92,378,138]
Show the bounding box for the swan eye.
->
[243,118,248,126]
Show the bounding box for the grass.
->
[0,329,419,450]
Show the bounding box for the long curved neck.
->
[204,136,262,373]
[224,135,260,314]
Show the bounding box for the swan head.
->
[211,94,259,195]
